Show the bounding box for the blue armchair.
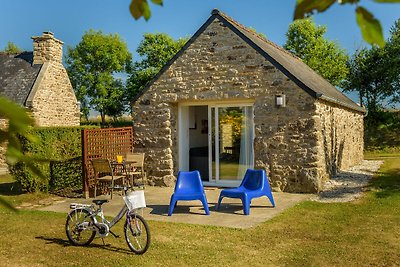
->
[168,171,210,216]
[217,169,275,215]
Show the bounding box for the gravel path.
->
[311,160,384,203]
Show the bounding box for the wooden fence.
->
[81,127,134,198]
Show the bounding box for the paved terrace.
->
[39,186,311,229]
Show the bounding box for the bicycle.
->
[65,187,150,254]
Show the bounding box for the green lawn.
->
[0,154,399,266]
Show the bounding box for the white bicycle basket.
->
[123,190,146,211]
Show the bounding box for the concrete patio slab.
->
[38,186,312,229]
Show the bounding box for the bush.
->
[80,116,133,128]
[365,110,400,151]
[9,126,97,193]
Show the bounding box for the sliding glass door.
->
[209,104,254,185]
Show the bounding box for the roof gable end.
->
[134,9,365,113]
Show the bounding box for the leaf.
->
[355,6,385,47]
[294,0,336,19]
[338,0,359,4]
[150,0,163,5]
[129,0,151,21]
[129,0,142,19]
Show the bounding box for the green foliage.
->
[355,6,385,48]
[1,42,22,53]
[343,19,400,112]
[65,30,132,124]
[385,19,400,104]
[294,0,400,47]
[9,127,95,192]
[129,0,163,21]
[364,110,400,151]
[0,97,40,209]
[343,47,391,111]
[248,27,267,39]
[81,117,133,128]
[126,33,188,103]
[284,18,349,86]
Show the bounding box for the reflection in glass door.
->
[209,105,254,184]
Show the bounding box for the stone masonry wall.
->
[0,119,7,167]
[132,18,326,192]
[315,100,364,182]
[28,32,80,127]
[32,32,63,65]
[29,61,80,127]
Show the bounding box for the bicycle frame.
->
[92,204,129,229]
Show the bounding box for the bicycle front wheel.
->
[65,208,96,246]
[124,212,150,254]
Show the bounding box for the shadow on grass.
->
[35,236,132,254]
[368,168,400,198]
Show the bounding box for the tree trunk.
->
[100,112,106,126]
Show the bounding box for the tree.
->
[343,47,391,112]
[65,30,132,124]
[2,42,22,53]
[284,18,349,86]
[126,33,188,104]
[103,79,127,121]
[343,19,400,112]
[385,19,400,103]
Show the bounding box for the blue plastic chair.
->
[168,171,210,216]
[217,169,275,215]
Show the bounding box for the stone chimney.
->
[31,31,64,65]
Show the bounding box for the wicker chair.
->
[124,153,147,188]
[91,159,125,199]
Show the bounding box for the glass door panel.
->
[210,107,217,181]
[208,105,254,183]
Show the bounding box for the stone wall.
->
[0,119,7,167]
[132,18,327,192]
[32,31,63,65]
[27,61,80,127]
[315,100,364,182]
[27,32,80,127]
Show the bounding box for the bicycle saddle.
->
[92,199,109,205]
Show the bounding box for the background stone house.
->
[0,31,80,166]
[131,10,365,193]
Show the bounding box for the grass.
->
[0,154,399,266]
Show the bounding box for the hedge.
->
[10,126,97,193]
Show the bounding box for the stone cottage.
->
[0,31,80,166]
[131,10,365,193]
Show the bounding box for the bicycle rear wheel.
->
[124,212,150,254]
[65,208,96,246]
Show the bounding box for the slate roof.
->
[134,9,364,113]
[0,52,42,106]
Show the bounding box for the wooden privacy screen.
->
[81,127,134,198]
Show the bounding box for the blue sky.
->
[1,0,399,57]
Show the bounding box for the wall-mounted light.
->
[275,94,286,107]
